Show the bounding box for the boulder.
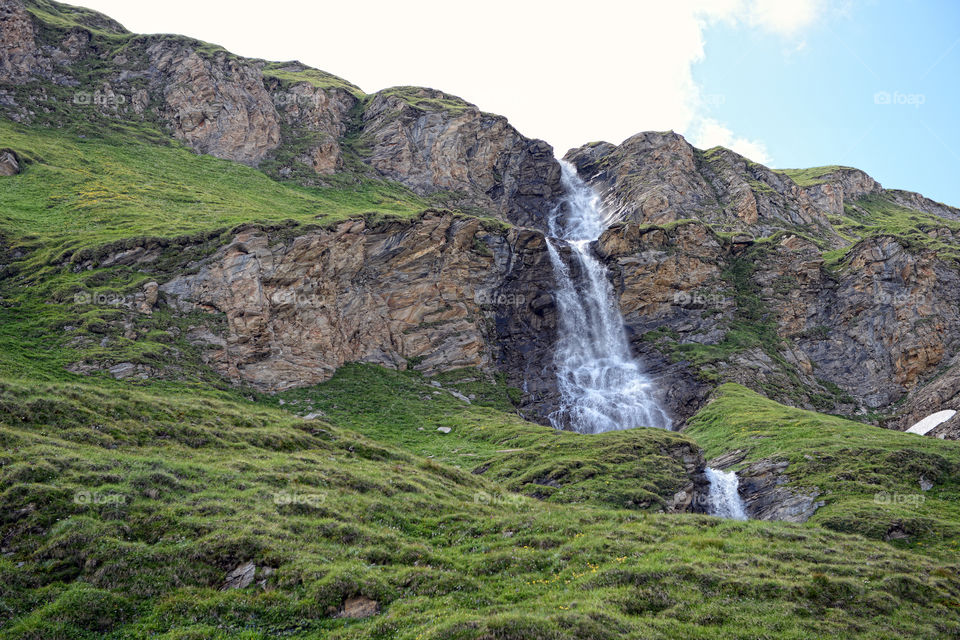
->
[0,149,19,176]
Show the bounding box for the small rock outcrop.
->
[893,354,960,439]
[795,167,883,216]
[221,561,256,590]
[338,595,379,619]
[0,148,19,175]
[0,0,40,83]
[735,459,824,522]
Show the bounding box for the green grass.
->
[3,6,960,634]
[0,118,434,386]
[264,364,702,512]
[686,384,960,556]
[24,0,128,38]
[376,86,477,114]
[827,194,960,266]
[777,166,853,188]
[2,375,960,639]
[0,119,427,264]
[261,63,365,97]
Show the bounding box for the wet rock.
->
[736,459,824,523]
[707,449,748,470]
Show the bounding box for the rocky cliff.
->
[155,213,562,420]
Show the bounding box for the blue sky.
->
[695,1,960,205]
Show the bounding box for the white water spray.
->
[705,467,748,520]
[545,162,671,434]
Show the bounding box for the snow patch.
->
[906,410,956,435]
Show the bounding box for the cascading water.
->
[546,163,747,519]
[704,467,748,520]
[545,162,671,434]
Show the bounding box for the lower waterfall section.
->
[705,467,748,520]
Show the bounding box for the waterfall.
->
[545,162,671,434]
[705,467,748,520]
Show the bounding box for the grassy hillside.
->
[2,375,960,639]
[264,364,702,512]
[0,119,426,265]
[686,384,960,556]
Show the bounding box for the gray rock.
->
[0,149,19,176]
[221,561,256,590]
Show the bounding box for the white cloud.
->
[747,0,824,36]
[75,0,822,164]
[691,118,772,164]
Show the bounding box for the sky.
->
[75,0,960,206]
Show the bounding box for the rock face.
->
[9,0,960,428]
[161,213,562,418]
[0,0,37,83]
[893,354,960,439]
[265,66,358,175]
[590,216,960,420]
[596,221,725,420]
[360,88,563,227]
[887,189,960,221]
[796,167,882,216]
[735,459,824,522]
[146,41,282,165]
[790,237,960,408]
[565,132,835,241]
